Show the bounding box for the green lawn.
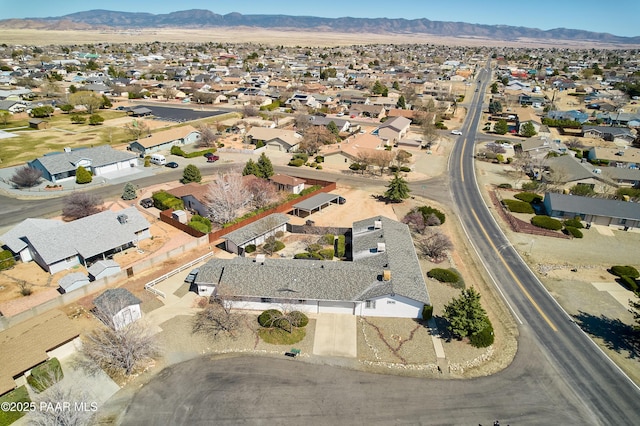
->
[0,385,31,425]
[258,327,306,345]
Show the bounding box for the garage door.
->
[266,142,282,151]
[318,301,354,315]
[95,163,119,175]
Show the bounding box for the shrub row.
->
[502,199,535,214]
[514,192,542,203]
[336,235,346,258]
[170,145,216,158]
[530,215,563,231]
[152,190,184,211]
[563,217,584,229]
[427,268,460,283]
[294,252,323,260]
[564,226,583,238]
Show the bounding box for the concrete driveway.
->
[312,313,357,358]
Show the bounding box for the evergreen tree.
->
[372,80,388,96]
[243,159,261,177]
[494,119,509,135]
[392,81,400,90]
[396,95,406,109]
[384,173,411,203]
[257,153,274,178]
[75,166,92,184]
[121,182,137,200]
[490,82,499,94]
[521,122,537,137]
[443,288,489,339]
[326,121,340,136]
[182,164,202,183]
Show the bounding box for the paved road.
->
[449,63,640,424]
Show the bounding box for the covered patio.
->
[292,193,341,217]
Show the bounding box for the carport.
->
[292,193,340,217]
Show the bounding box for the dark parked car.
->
[207,155,220,163]
[185,268,199,284]
[337,196,346,204]
[140,198,154,208]
[165,162,179,168]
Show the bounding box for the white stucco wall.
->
[356,294,423,318]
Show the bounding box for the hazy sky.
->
[3,0,639,38]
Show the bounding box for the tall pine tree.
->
[243,159,261,177]
[384,173,411,203]
[257,153,274,178]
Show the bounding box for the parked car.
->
[207,155,220,163]
[140,198,154,208]
[337,196,346,204]
[204,152,215,158]
[185,268,199,284]
[165,162,179,168]
[451,130,462,135]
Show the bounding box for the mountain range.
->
[1,9,638,45]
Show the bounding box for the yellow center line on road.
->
[460,139,466,183]
[470,208,558,332]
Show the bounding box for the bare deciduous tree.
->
[161,86,177,101]
[242,104,259,117]
[192,298,240,339]
[371,150,396,176]
[124,120,150,140]
[30,383,95,426]
[10,166,42,188]
[294,113,310,131]
[80,321,158,376]
[247,178,279,209]
[486,144,506,154]
[68,91,102,114]
[62,192,103,221]
[206,171,252,224]
[402,211,426,233]
[299,126,334,154]
[415,230,453,262]
[196,124,219,148]
[395,149,412,167]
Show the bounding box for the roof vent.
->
[374,220,382,229]
[377,242,386,253]
[256,254,266,264]
[116,214,128,224]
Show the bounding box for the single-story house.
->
[320,133,387,167]
[245,127,302,153]
[0,310,80,396]
[516,136,568,159]
[87,259,122,281]
[0,100,26,113]
[167,181,212,217]
[349,104,386,119]
[0,219,64,263]
[223,213,290,255]
[28,145,139,183]
[306,115,351,133]
[543,155,612,193]
[601,167,640,188]
[195,216,430,319]
[128,125,201,156]
[543,192,640,230]
[58,272,90,294]
[269,174,305,194]
[582,125,635,144]
[587,146,640,167]
[94,288,142,331]
[547,110,589,124]
[1,207,151,274]
[377,116,411,143]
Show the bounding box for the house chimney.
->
[374,220,382,229]
[383,270,391,281]
[377,242,386,253]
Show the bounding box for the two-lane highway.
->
[450,63,640,424]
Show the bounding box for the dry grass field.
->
[1,28,635,49]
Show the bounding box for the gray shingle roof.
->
[87,259,121,277]
[545,192,640,221]
[25,207,150,265]
[94,288,141,313]
[223,213,289,247]
[0,218,63,253]
[199,215,430,305]
[30,145,137,176]
[58,272,89,291]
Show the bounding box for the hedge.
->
[323,234,335,245]
[171,145,216,158]
[294,252,322,260]
[318,248,335,259]
[502,199,535,214]
[422,304,433,321]
[563,217,584,229]
[245,244,257,253]
[27,358,63,393]
[514,192,542,203]
[288,158,305,167]
[299,185,321,196]
[470,320,494,348]
[427,268,460,283]
[0,249,15,270]
[531,215,563,231]
[610,265,640,279]
[152,190,184,211]
[258,309,282,327]
[416,206,446,225]
[619,275,639,292]
[336,235,346,258]
[564,226,583,238]
[187,220,209,234]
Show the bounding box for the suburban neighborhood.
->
[0,9,639,425]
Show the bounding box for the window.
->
[387,300,396,304]
[365,300,376,309]
[261,297,272,303]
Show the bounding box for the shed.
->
[58,272,90,294]
[87,259,122,281]
[29,119,49,129]
[172,210,188,224]
[93,288,142,331]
